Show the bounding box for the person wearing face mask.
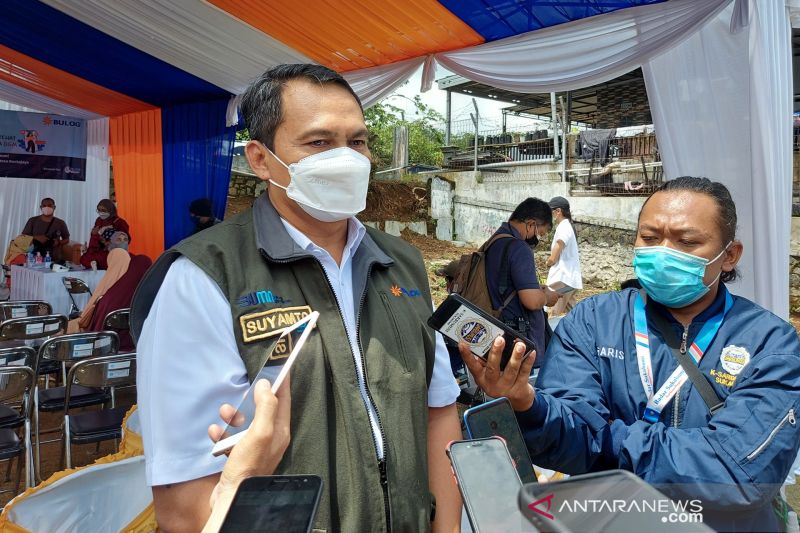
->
[80,198,130,269]
[484,198,559,366]
[461,177,800,532]
[130,64,463,533]
[21,197,70,259]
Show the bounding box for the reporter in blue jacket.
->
[462,177,800,532]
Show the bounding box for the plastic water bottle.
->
[27,251,34,268]
[35,252,43,265]
[44,252,52,269]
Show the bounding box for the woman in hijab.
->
[80,199,130,269]
[68,244,130,333]
[88,254,152,351]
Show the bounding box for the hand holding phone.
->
[460,335,536,412]
[203,378,293,533]
[428,294,536,371]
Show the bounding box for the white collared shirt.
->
[137,217,459,486]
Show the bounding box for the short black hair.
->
[509,197,552,226]
[189,198,213,217]
[40,197,55,206]
[641,176,738,283]
[240,64,363,151]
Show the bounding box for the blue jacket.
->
[518,286,800,532]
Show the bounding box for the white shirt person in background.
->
[545,196,583,316]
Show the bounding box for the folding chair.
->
[0,301,52,322]
[62,278,92,320]
[0,346,35,368]
[32,331,119,481]
[62,353,136,469]
[0,365,36,492]
[102,308,131,352]
[101,308,129,331]
[0,315,68,384]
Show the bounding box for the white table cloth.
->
[10,266,105,317]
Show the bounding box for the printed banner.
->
[0,110,87,181]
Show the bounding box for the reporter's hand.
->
[207,376,292,510]
[459,336,536,411]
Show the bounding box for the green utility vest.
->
[131,194,437,532]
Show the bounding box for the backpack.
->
[451,233,516,319]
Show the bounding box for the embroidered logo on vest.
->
[390,285,421,297]
[240,305,312,343]
[237,290,290,308]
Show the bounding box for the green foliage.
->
[364,96,446,170]
[236,129,250,141]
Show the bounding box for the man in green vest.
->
[132,64,463,532]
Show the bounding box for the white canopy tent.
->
[0,0,793,317]
[344,0,794,318]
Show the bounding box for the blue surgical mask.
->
[632,243,730,308]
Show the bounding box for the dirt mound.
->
[360,180,428,222]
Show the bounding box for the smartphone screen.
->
[428,294,536,370]
[464,397,536,484]
[219,475,323,533]
[448,437,535,533]
[211,312,318,456]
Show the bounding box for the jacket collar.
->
[252,193,393,267]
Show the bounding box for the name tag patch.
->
[240,305,312,344]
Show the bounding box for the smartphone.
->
[519,470,712,533]
[428,293,536,370]
[211,311,319,456]
[548,281,575,295]
[219,475,323,533]
[464,397,536,484]
[447,437,535,533]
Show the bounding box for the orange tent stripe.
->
[208,0,484,72]
[0,45,155,117]
[110,110,165,261]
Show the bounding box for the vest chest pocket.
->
[378,292,413,374]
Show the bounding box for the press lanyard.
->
[633,289,732,423]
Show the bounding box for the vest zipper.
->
[673,325,690,428]
[355,263,392,533]
[265,252,391,530]
[680,327,689,354]
[314,259,391,531]
[747,408,796,461]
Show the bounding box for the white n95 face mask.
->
[268,147,371,223]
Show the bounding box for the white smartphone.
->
[211,311,319,456]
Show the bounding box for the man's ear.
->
[722,240,743,275]
[245,140,272,184]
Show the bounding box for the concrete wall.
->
[573,221,636,287]
[229,174,265,198]
[434,163,645,244]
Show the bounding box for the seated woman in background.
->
[80,199,130,270]
[68,235,130,333]
[89,253,152,351]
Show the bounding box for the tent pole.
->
[551,92,560,159]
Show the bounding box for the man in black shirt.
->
[21,197,70,258]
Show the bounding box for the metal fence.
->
[566,132,662,197]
